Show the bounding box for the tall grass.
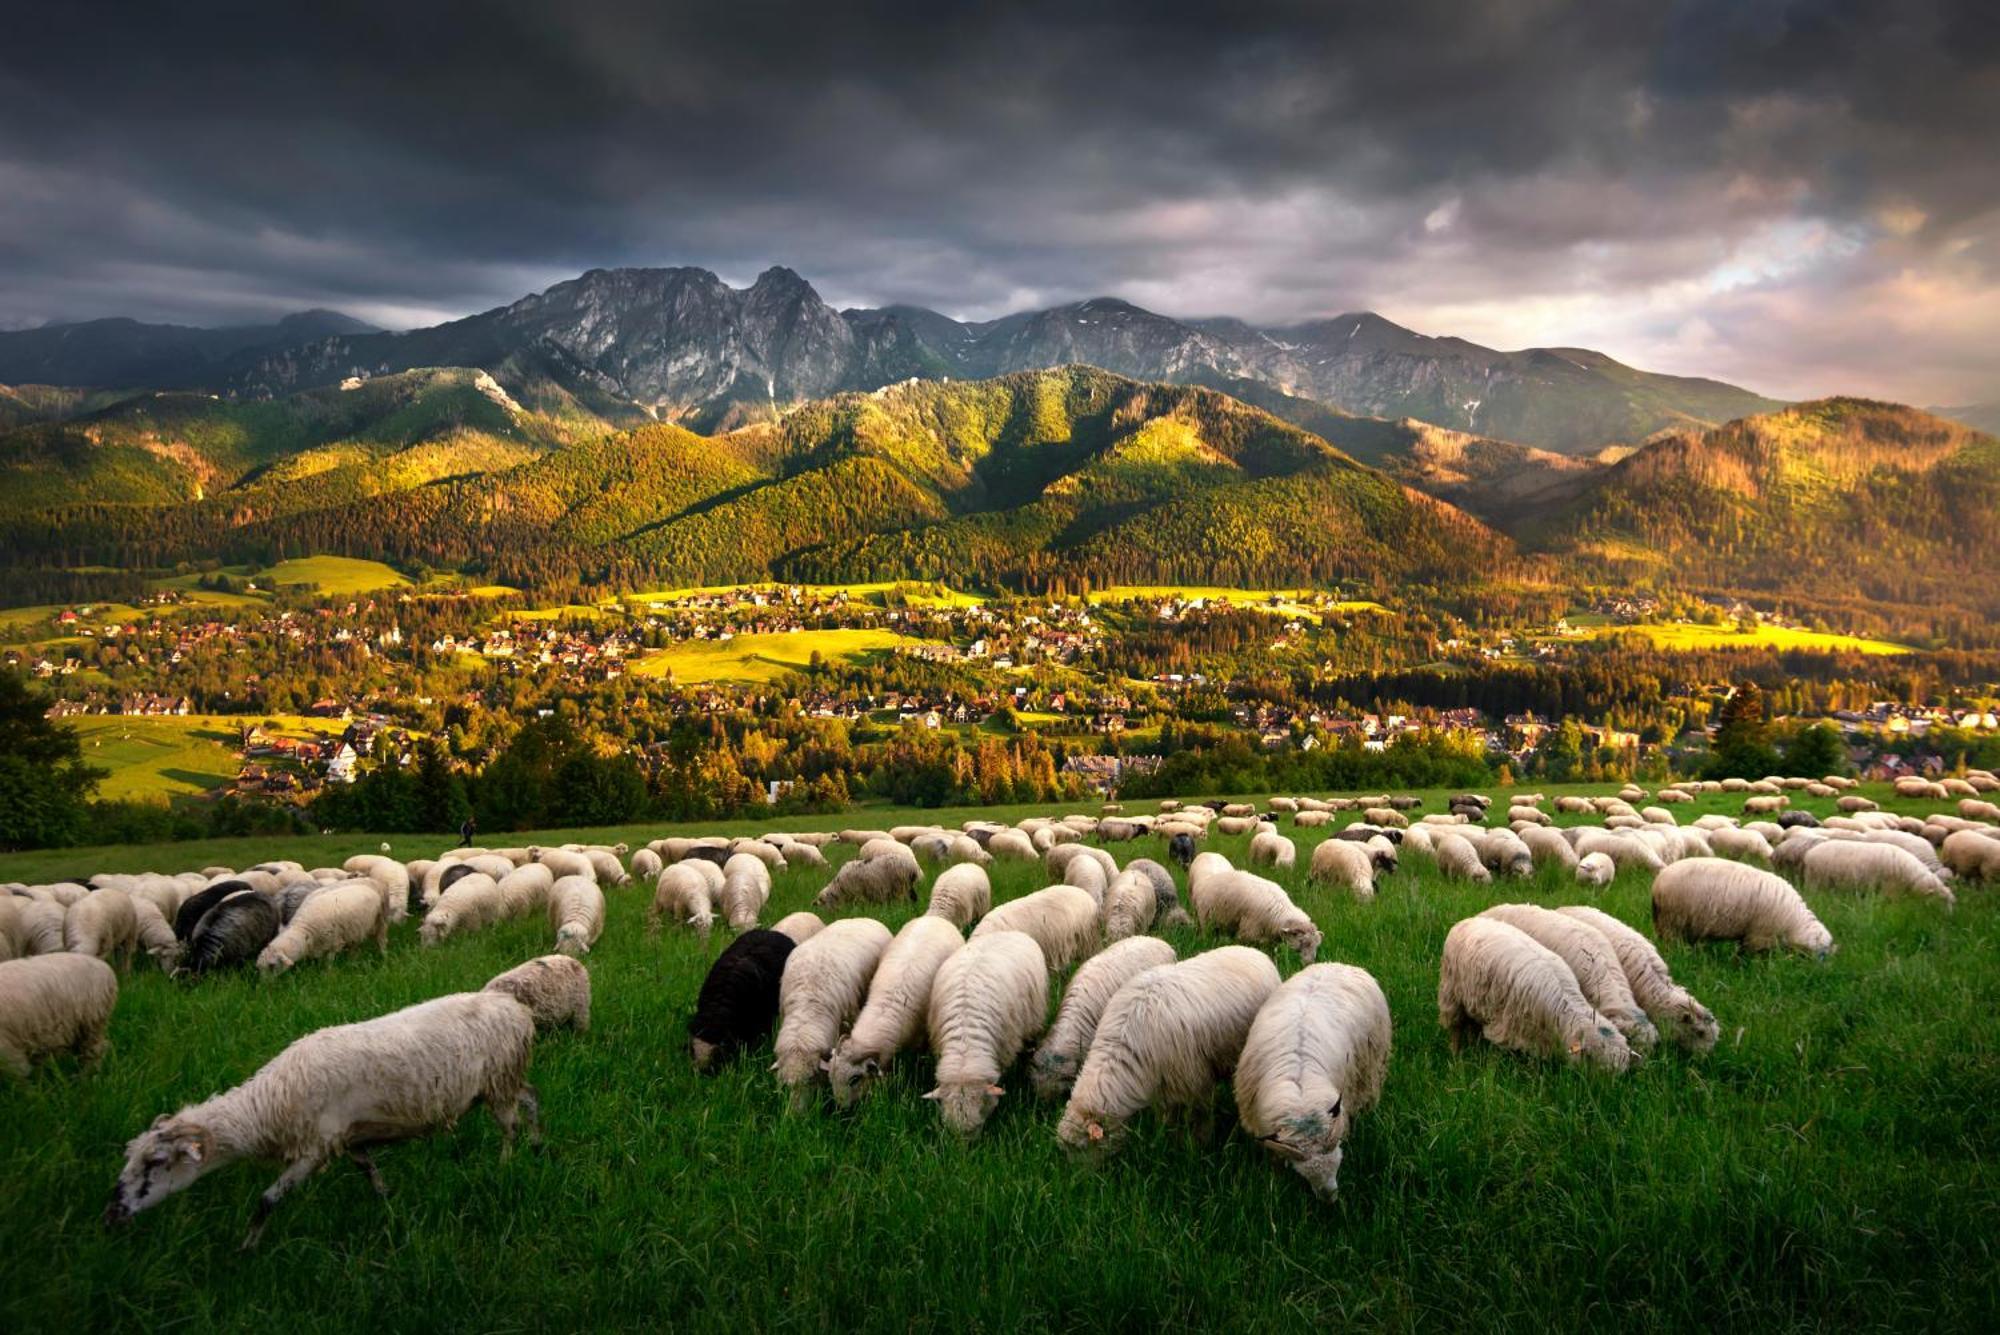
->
[2,792,1995,1331]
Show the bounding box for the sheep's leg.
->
[74,1023,109,1070]
[241,1150,329,1250]
[350,1150,391,1198]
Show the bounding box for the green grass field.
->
[1,785,1993,1331]
[630,628,919,683]
[1594,621,1911,655]
[61,714,350,800]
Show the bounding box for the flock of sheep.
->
[3,766,1994,1245]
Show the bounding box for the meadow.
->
[629,627,920,683]
[1,786,1994,1332]
[1592,621,1912,656]
[64,715,351,800]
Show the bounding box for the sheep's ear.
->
[1086,1121,1105,1142]
[817,1057,832,1072]
[768,1059,781,1072]
[985,1084,1005,1097]
[921,1088,943,1101]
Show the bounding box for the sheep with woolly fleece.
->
[814,856,918,911]
[1063,856,1110,906]
[1478,904,1657,1052]
[1189,870,1321,963]
[1508,805,1552,826]
[1030,937,1177,1102]
[630,848,664,881]
[1294,810,1332,828]
[17,899,68,956]
[727,839,784,872]
[826,916,964,1107]
[1837,795,1880,813]
[1574,851,1616,889]
[1236,963,1390,1201]
[688,930,795,1070]
[1,953,117,1078]
[484,955,591,1033]
[925,930,1048,1136]
[1941,829,2000,881]
[1308,838,1376,901]
[1475,828,1536,878]
[1215,816,1258,836]
[0,896,29,962]
[720,859,772,931]
[182,892,281,975]
[1848,828,1951,874]
[1799,841,1954,905]
[986,829,1038,862]
[1651,859,1834,956]
[419,875,506,947]
[1437,918,1634,1072]
[1555,796,1594,814]
[1047,843,1117,882]
[1707,827,1774,865]
[1958,798,2000,824]
[257,884,387,975]
[1248,828,1297,871]
[898,858,981,923]
[1057,945,1281,1153]
[970,885,1100,971]
[526,847,595,884]
[549,876,608,955]
[772,917,893,1103]
[1518,824,1579,872]
[65,889,138,971]
[106,991,538,1248]
[487,864,551,920]
[1744,795,1789,816]
[649,863,718,941]
[1101,869,1160,943]
[339,855,412,924]
[1432,832,1491,885]
[770,911,825,945]
[1554,906,1718,1052]
[1571,829,1666,875]
[1124,858,1190,928]
[1186,851,1233,893]
[1361,808,1409,830]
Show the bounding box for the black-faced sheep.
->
[181,892,281,975]
[688,929,796,1071]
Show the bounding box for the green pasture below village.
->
[2,782,1994,1331]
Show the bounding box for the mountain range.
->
[0,266,1779,452]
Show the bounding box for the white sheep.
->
[106,991,538,1247]
[341,854,413,923]
[129,898,182,971]
[1235,963,1391,1201]
[925,864,992,928]
[419,874,506,947]
[772,918,893,1102]
[1437,917,1634,1072]
[549,876,607,955]
[1101,869,1160,943]
[64,889,139,971]
[718,864,769,934]
[1574,851,1616,889]
[1190,871,1321,962]
[1056,946,1281,1153]
[1478,903,1658,1052]
[925,930,1049,1136]
[257,884,387,975]
[1554,905,1718,1052]
[1029,936,1177,1101]
[1247,829,1297,871]
[1799,841,1954,906]
[1432,832,1492,885]
[1307,839,1375,900]
[1651,859,1835,956]
[1708,827,1775,865]
[1941,829,2000,881]
[484,955,591,1033]
[770,911,826,944]
[1062,856,1110,906]
[494,864,555,919]
[986,829,1038,861]
[970,885,1100,971]
[0,953,118,1077]
[649,863,718,940]
[1518,824,1579,872]
[825,917,964,1106]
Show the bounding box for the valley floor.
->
[2,785,1994,1332]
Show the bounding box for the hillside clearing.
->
[630,627,917,683]
[1595,621,1911,655]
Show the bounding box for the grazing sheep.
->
[1062,857,1110,906]
[1432,832,1492,885]
[1126,858,1190,928]
[1837,795,1879,813]
[650,864,718,941]
[926,930,1050,1136]
[1308,839,1376,900]
[1572,829,1666,875]
[257,884,387,975]
[341,855,413,924]
[182,892,282,975]
[1708,827,1775,865]
[129,899,183,971]
[970,885,1100,972]
[1651,859,1834,956]
[1960,798,2000,824]
[1518,825,1579,873]
[549,877,608,956]
[419,875,507,948]
[814,856,918,911]
[1100,869,1160,943]
[772,918,893,1102]
[924,864,992,928]
[1247,829,1297,871]
[1030,937,1177,1102]
[986,829,1038,861]
[1235,963,1391,1201]
[0,953,118,1077]
[1554,906,1718,1053]
[491,864,554,920]
[826,917,964,1107]
[1574,851,1616,889]
[629,848,664,882]
[484,955,591,1033]
[172,880,249,942]
[105,992,538,1248]
[1190,871,1321,962]
[65,890,139,971]
[1799,841,1955,905]
[770,911,826,945]
[15,898,67,957]
[718,868,769,935]
[1437,918,1634,1072]
[688,930,797,1070]
[527,847,596,883]
[1056,946,1282,1153]
[1941,829,2000,881]
[1478,904,1657,1052]
[1047,843,1118,883]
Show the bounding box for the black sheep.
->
[682,846,731,868]
[688,929,796,1071]
[1777,810,1822,830]
[1167,832,1197,868]
[173,880,251,941]
[180,893,280,975]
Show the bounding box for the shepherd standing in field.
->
[459,815,477,848]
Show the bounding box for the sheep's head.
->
[689,1036,723,1072]
[1793,919,1837,959]
[254,944,294,976]
[554,925,590,957]
[1028,1048,1079,1102]
[926,1081,1005,1137]
[1284,923,1322,964]
[1569,1022,1635,1073]
[824,1043,885,1108]
[771,1046,827,1091]
[105,1117,218,1225]
[1054,1104,1120,1155]
[1670,997,1720,1053]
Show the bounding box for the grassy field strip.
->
[1,786,1993,1328]
[629,628,920,683]
[63,715,352,800]
[1592,621,1912,655]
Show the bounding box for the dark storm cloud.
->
[1,0,1995,400]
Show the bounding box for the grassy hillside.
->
[0,786,1990,1331]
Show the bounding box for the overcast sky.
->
[3,1,1995,403]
